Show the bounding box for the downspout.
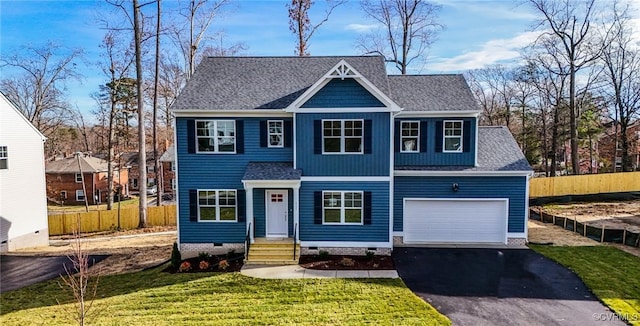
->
[389,110,403,250]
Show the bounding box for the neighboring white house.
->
[0,92,49,252]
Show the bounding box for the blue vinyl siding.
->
[393,176,527,233]
[253,189,294,237]
[177,117,293,244]
[299,181,389,242]
[301,79,384,108]
[395,118,476,166]
[296,112,390,176]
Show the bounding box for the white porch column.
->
[244,184,254,243]
[293,185,300,242]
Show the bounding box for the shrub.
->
[198,252,210,261]
[318,250,329,260]
[218,259,229,271]
[227,249,236,259]
[178,261,192,272]
[365,251,375,260]
[339,257,355,267]
[199,260,210,270]
[170,243,181,269]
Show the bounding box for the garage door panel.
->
[404,199,507,243]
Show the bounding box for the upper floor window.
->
[0,146,7,169]
[75,173,83,183]
[323,191,363,224]
[323,119,363,154]
[198,189,237,222]
[196,120,235,153]
[76,190,85,201]
[401,121,420,152]
[443,120,463,152]
[169,162,175,171]
[268,120,284,148]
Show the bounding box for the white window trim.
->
[400,120,420,153]
[197,189,238,222]
[171,178,176,190]
[75,173,82,183]
[0,146,7,169]
[195,120,237,154]
[443,120,463,153]
[75,190,85,201]
[267,120,284,148]
[322,190,364,225]
[321,119,364,155]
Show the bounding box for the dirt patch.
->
[534,200,640,232]
[299,255,395,270]
[10,229,177,276]
[528,220,600,246]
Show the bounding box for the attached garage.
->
[403,198,508,244]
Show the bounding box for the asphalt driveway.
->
[393,248,625,326]
[0,255,108,293]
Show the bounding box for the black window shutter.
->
[189,189,198,222]
[284,120,293,147]
[435,121,443,152]
[463,121,471,153]
[314,191,323,224]
[364,191,372,225]
[313,120,322,154]
[187,120,196,154]
[259,120,267,147]
[364,120,372,154]
[236,120,244,154]
[237,190,246,222]
[420,121,428,152]
[394,120,401,152]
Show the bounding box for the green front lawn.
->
[0,266,449,325]
[531,245,640,325]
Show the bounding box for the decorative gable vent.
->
[329,63,359,80]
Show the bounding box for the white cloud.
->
[344,23,378,33]
[427,31,541,72]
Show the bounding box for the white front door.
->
[266,190,288,237]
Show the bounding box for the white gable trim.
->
[284,60,401,112]
[396,110,481,118]
[172,109,292,118]
[394,170,533,177]
[1,93,46,140]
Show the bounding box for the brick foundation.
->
[180,243,244,259]
[301,247,391,256]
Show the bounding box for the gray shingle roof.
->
[242,162,302,180]
[388,75,479,112]
[46,156,110,173]
[159,145,174,162]
[172,56,390,111]
[396,126,532,172]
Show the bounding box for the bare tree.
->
[152,0,162,205]
[529,0,603,174]
[599,2,640,172]
[133,0,148,227]
[359,0,443,74]
[0,43,83,139]
[287,0,345,56]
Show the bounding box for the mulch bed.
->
[299,255,395,270]
[164,253,244,273]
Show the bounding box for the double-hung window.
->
[267,120,284,147]
[401,121,420,152]
[443,120,463,152]
[76,190,85,201]
[198,190,237,222]
[322,119,363,153]
[0,146,7,169]
[323,191,363,224]
[75,173,83,183]
[196,120,236,153]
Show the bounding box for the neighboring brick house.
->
[158,145,176,197]
[122,151,161,194]
[598,120,640,172]
[45,154,129,205]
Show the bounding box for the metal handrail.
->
[245,223,252,261]
[293,223,298,260]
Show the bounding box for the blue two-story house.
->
[171,56,532,260]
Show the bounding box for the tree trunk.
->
[569,63,579,175]
[153,0,161,206]
[133,0,147,228]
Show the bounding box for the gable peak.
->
[328,60,361,80]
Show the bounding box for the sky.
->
[1,0,636,120]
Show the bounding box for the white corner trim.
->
[300,241,392,249]
[524,174,531,240]
[172,110,292,117]
[394,170,533,177]
[173,116,180,247]
[395,110,481,118]
[474,118,479,167]
[301,176,390,182]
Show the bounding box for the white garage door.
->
[403,199,508,244]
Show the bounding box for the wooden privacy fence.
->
[48,205,177,236]
[529,171,640,198]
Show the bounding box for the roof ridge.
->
[388,74,463,77]
[203,55,383,59]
